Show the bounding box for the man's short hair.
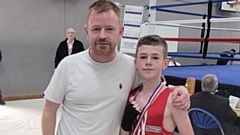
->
[201,74,218,93]
[87,0,121,24]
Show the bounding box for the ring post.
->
[203,0,212,58]
[148,0,157,34]
[200,14,207,54]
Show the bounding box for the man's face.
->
[84,9,124,56]
[172,56,177,61]
[135,45,169,80]
[66,29,75,41]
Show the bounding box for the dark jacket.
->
[54,38,84,68]
[216,51,234,65]
[190,92,240,135]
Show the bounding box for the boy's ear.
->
[163,59,169,70]
[134,58,137,65]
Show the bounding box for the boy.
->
[120,35,193,135]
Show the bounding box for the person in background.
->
[42,1,190,135]
[216,49,236,65]
[0,49,2,62]
[120,35,193,135]
[168,56,181,66]
[0,50,4,105]
[54,28,85,68]
[0,88,5,105]
[190,74,240,135]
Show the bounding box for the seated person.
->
[168,56,181,66]
[216,49,236,65]
[190,74,240,135]
[120,35,193,135]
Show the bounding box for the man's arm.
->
[171,86,190,111]
[42,100,60,135]
[224,101,238,123]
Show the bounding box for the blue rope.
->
[150,0,232,9]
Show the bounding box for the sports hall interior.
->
[0,0,240,135]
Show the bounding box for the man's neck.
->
[89,48,116,63]
[68,38,74,43]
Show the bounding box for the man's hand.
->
[172,86,190,111]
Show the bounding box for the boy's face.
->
[135,45,169,80]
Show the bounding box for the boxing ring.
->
[145,0,240,97]
[162,65,240,97]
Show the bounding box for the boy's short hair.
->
[135,35,168,59]
[87,0,121,24]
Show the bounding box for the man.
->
[216,49,236,65]
[190,74,240,135]
[168,56,181,66]
[42,1,190,135]
[54,28,85,68]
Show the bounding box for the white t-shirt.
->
[44,49,141,135]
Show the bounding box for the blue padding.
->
[156,8,226,18]
[150,0,232,9]
[168,53,240,61]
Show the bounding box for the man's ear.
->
[84,25,89,40]
[134,58,136,66]
[118,26,124,39]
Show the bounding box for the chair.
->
[185,77,196,95]
[166,76,196,95]
[188,108,225,135]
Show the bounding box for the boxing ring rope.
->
[154,8,226,18]
[151,17,240,24]
[167,53,240,61]
[168,52,238,55]
[164,37,240,43]
[150,0,233,9]
[147,0,240,59]
[145,1,240,98]
[150,23,240,32]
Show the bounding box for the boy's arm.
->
[121,103,140,132]
[119,128,130,135]
[169,94,194,135]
